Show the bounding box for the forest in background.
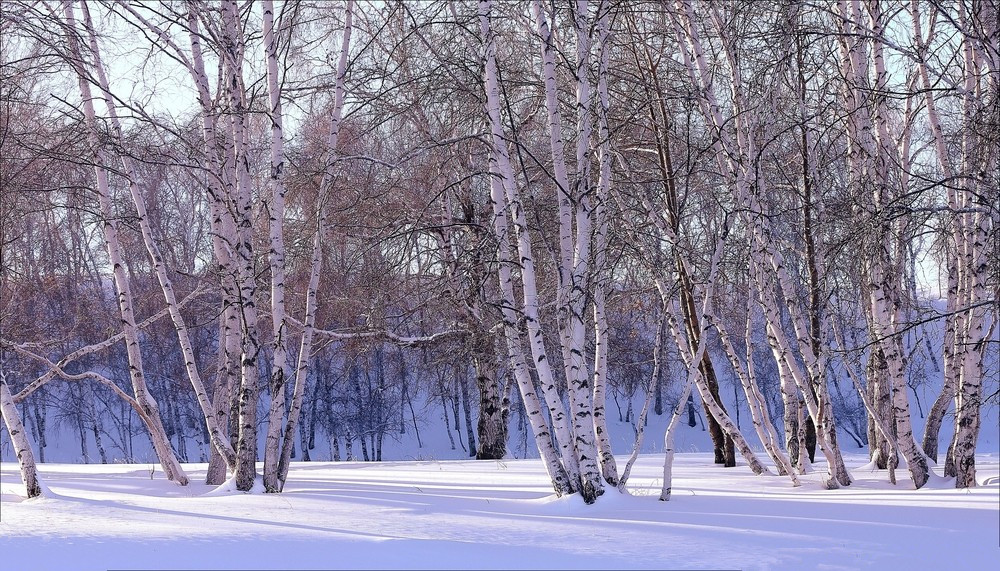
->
[0,0,996,503]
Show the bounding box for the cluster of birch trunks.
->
[1,0,995,503]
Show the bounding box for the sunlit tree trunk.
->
[716,306,798,484]
[948,3,993,488]
[213,0,264,492]
[835,0,927,488]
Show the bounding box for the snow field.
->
[2,452,997,570]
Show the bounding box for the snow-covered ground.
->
[2,453,997,570]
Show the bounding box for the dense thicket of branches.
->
[0,0,995,501]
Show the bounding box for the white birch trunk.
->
[177,2,244,484]
[62,0,188,486]
[488,168,573,496]
[909,1,968,470]
[833,0,928,488]
[659,374,694,502]
[217,0,263,492]
[127,0,244,483]
[831,319,900,483]
[665,299,770,477]
[562,0,604,502]
[657,288,711,501]
[276,0,355,490]
[480,0,580,490]
[480,0,573,497]
[950,3,992,488]
[0,373,42,498]
[590,5,618,486]
[262,0,291,493]
[76,1,237,473]
[716,308,798,484]
[755,261,846,486]
[675,0,850,485]
[617,307,666,490]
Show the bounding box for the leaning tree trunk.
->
[677,261,734,467]
[618,306,666,490]
[482,2,571,492]
[715,310,798,484]
[665,301,771,477]
[206,303,239,485]
[77,1,237,476]
[481,0,578,495]
[487,162,571,495]
[660,374,696,502]
[0,375,42,498]
[276,0,354,491]
[675,0,846,484]
[62,1,188,486]
[865,345,895,469]
[921,252,959,462]
[864,0,929,489]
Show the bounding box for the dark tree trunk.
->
[472,335,508,460]
[866,347,895,469]
[458,371,477,457]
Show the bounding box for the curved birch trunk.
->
[666,302,770,477]
[62,1,187,486]
[590,4,619,486]
[657,285,718,500]
[832,320,900,484]
[909,0,980,481]
[832,0,927,488]
[618,307,666,490]
[922,252,958,461]
[659,374,695,502]
[716,309,798,484]
[178,3,245,485]
[674,0,849,485]
[76,2,237,474]
[755,263,847,487]
[480,0,573,496]
[488,167,572,495]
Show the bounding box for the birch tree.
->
[58,0,188,486]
